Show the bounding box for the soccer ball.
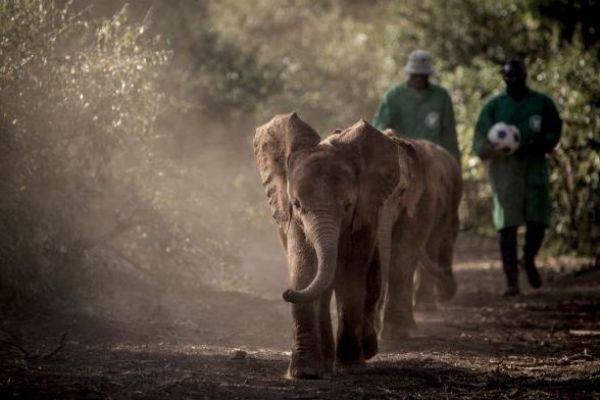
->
[487,122,521,156]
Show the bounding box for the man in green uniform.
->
[473,60,562,296]
[372,49,460,160]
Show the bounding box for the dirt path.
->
[1,263,599,399]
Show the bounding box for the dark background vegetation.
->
[0,0,598,314]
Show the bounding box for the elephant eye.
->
[344,201,353,211]
[292,199,301,209]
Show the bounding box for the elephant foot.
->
[287,363,323,380]
[322,354,334,375]
[380,321,419,341]
[287,353,324,380]
[320,334,335,375]
[336,332,365,367]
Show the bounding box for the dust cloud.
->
[1,0,289,334]
[79,71,290,327]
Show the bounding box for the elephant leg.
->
[375,207,394,336]
[436,228,458,302]
[374,284,387,337]
[286,225,325,379]
[363,249,381,360]
[382,252,418,339]
[335,252,370,367]
[414,238,441,312]
[334,274,367,367]
[381,219,425,339]
[289,302,324,379]
[414,266,438,312]
[318,289,335,374]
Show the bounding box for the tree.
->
[0,1,241,306]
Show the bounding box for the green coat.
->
[472,89,562,230]
[372,82,461,160]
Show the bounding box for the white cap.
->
[405,49,433,75]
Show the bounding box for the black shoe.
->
[521,259,542,289]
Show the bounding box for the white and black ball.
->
[487,122,521,156]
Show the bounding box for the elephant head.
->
[254,113,400,304]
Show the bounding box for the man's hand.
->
[519,132,546,155]
[480,139,510,160]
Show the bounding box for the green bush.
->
[386,0,599,257]
[0,1,241,306]
[207,0,599,258]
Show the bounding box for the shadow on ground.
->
[1,263,599,399]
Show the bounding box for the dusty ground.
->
[1,260,599,399]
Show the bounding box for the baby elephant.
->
[253,113,461,379]
[376,129,463,339]
[254,113,397,379]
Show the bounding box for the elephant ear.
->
[330,120,400,232]
[253,113,321,226]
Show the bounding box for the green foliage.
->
[204,0,598,257]
[528,0,600,50]
[146,0,283,120]
[536,46,600,255]
[207,0,398,130]
[0,1,241,305]
[384,0,599,256]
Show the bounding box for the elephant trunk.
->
[283,219,339,303]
